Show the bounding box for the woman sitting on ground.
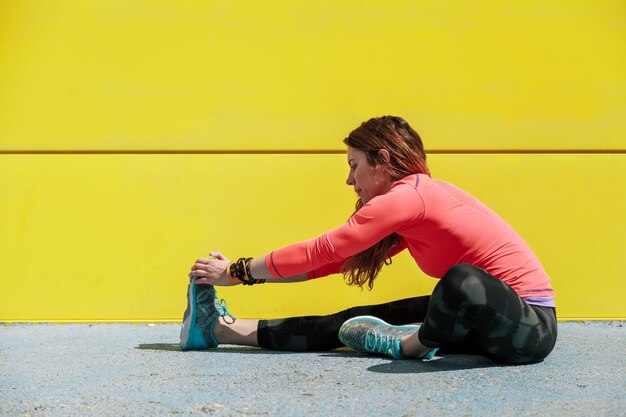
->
[180,115,557,364]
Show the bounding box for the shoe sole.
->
[340,315,421,337]
[179,282,197,350]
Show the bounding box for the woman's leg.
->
[213,317,260,346]
[415,264,557,364]
[254,296,431,351]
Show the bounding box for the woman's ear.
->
[378,149,391,165]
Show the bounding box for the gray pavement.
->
[1,322,625,417]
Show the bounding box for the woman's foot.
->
[338,315,438,360]
[179,282,236,350]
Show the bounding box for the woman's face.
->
[345,146,392,204]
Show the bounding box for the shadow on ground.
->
[367,355,502,373]
[319,351,503,373]
[136,343,504,374]
[136,344,274,353]
[136,343,182,352]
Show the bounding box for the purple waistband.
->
[522,296,556,308]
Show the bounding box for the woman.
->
[180,116,557,364]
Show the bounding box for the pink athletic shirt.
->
[266,174,555,306]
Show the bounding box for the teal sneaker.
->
[338,315,438,360]
[180,281,235,350]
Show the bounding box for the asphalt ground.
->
[1,322,625,417]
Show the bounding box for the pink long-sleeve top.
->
[265,174,555,306]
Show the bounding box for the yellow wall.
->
[1,1,625,321]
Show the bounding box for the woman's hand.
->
[188,251,238,286]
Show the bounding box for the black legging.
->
[258,264,557,364]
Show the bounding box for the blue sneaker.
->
[338,315,438,360]
[180,281,235,350]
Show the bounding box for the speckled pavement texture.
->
[1,322,625,417]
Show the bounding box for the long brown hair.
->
[341,116,430,289]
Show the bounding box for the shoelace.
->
[364,330,397,356]
[215,298,236,324]
[364,327,439,360]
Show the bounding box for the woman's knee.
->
[442,264,485,282]
[437,264,492,303]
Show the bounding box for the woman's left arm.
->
[265,184,423,279]
[189,252,308,286]
[191,183,421,285]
